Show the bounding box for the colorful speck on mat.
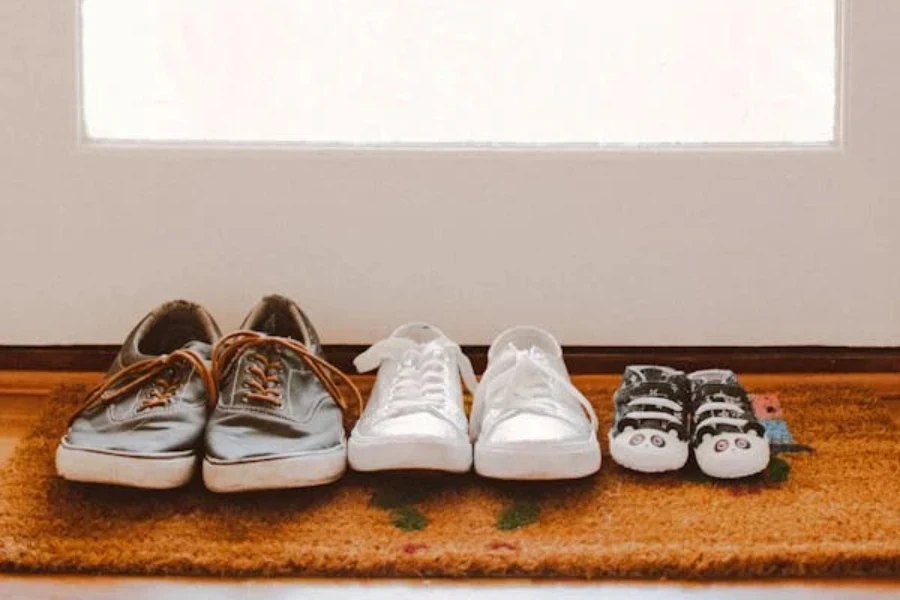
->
[497,498,541,531]
[1,375,899,578]
[751,393,816,454]
[369,480,433,532]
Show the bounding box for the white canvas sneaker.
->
[470,326,601,480]
[349,323,477,473]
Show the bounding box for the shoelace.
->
[212,330,363,418]
[471,346,598,440]
[241,350,286,406]
[70,349,216,426]
[693,385,753,431]
[694,400,752,429]
[354,337,478,416]
[622,395,684,426]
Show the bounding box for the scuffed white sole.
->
[202,445,346,493]
[348,434,472,473]
[474,437,601,480]
[608,431,689,474]
[55,440,196,489]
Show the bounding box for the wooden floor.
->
[1,370,899,599]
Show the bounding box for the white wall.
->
[1,0,898,346]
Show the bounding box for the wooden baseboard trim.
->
[1,345,898,374]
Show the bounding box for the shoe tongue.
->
[181,340,212,360]
[626,365,682,384]
[492,343,568,379]
[690,369,738,385]
[392,323,448,345]
[241,295,316,347]
[115,342,152,371]
[259,313,280,336]
[418,339,453,357]
[257,312,309,345]
[112,340,210,375]
[491,341,528,361]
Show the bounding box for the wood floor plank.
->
[241,579,900,600]
[0,576,898,600]
[0,370,101,398]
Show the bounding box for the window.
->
[6,0,899,347]
[81,0,838,145]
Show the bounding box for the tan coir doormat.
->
[1,375,899,578]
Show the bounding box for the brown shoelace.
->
[211,330,364,419]
[240,351,286,406]
[70,349,216,426]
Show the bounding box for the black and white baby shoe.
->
[689,369,770,479]
[609,365,690,473]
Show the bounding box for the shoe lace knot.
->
[242,349,286,407]
[71,349,216,425]
[354,336,477,417]
[140,366,185,411]
[470,346,598,440]
[212,330,363,419]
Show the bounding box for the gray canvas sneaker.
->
[203,295,362,493]
[56,301,220,489]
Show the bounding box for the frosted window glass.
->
[81,0,838,145]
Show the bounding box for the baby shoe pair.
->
[609,366,770,479]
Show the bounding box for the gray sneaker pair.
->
[56,295,360,492]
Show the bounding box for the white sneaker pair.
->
[349,324,601,480]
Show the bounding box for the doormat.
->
[1,376,898,578]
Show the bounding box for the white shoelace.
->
[471,346,598,440]
[623,396,684,425]
[354,336,477,418]
[694,399,750,429]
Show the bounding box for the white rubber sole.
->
[474,438,601,480]
[608,431,689,474]
[695,447,771,479]
[55,440,196,489]
[348,434,472,473]
[202,445,347,493]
